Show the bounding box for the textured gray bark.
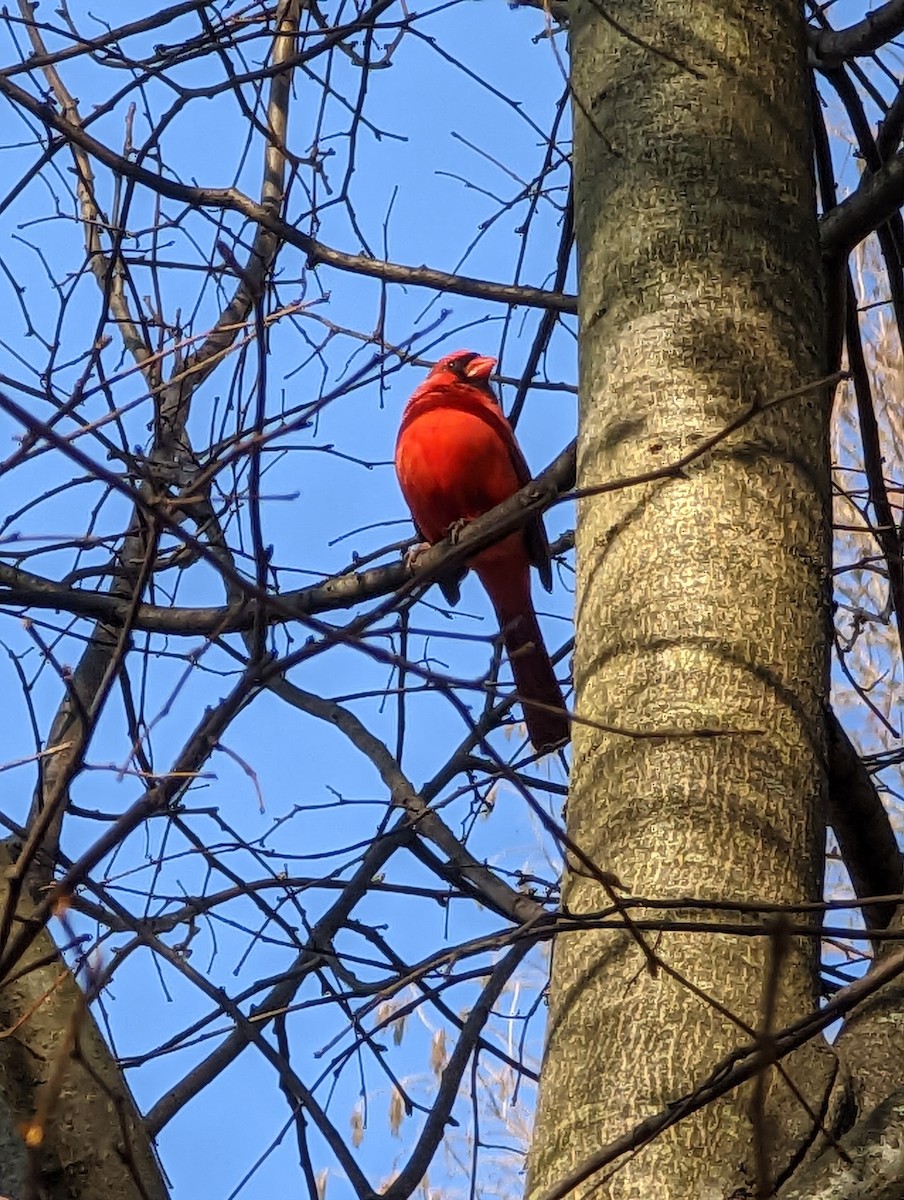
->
[0,844,169,1200]
[775,1089,904,1200]
[837,920,904,1119]
[0,1095,28,1199]
[526,2,846,1197]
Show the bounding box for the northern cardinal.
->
[395,350,569,752]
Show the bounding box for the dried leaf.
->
[430,1028,447,1078]
[350,1101,364,1148]
[389,1086,404,1137]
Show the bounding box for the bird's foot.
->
[446,517,470,544]
[403,542,433,572]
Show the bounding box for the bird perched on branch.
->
[394,350,569,753]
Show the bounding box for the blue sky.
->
[0,3,575,1196]
[0,2,902,1197]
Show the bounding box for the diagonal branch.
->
[11,0,304,881]
[0,68,577,314]
[820,149,904,263]
[809,0,904,69]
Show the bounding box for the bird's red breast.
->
[395,351,529,547]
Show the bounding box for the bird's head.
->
[427,350,497,391]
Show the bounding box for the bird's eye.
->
[448,354,475,376]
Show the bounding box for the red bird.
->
[395,350,568,753]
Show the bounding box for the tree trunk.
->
[526,2,846,1196]
[0,844,169,1200]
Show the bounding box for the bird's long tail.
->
[477,559,569,753]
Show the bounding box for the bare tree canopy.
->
[0,1,902,1198]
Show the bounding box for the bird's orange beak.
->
[464,355,496,382]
